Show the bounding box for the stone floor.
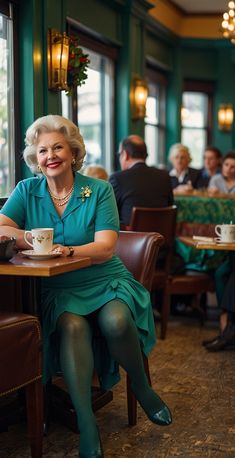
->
[1,316,235,458]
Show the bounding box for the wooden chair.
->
[0,312,43,458]
[169,221,216,324]
[167,272,215,325]
[115,230,164,425]
[128,206,177,339]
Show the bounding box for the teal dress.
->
[0,173,156,388]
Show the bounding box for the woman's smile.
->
[36,131,74,177]
[46,161,63,169]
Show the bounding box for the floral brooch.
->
[80,185,92,202]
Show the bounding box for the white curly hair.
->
[168,143,192,164]
[23,114,86,174]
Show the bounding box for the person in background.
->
[0,115,172,458]
[83,164,108,181]
[203,253,235,351]
[169,143,201,193]
[208,151,235,195]
[197,146,222,189]
[109,135,174,226]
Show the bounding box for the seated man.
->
[109,135,174,226]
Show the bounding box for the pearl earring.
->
[37,164,42,172]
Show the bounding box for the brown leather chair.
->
[115,230,164,425]
[167,272,214,324]
[170,221,216,324]
[128,206,177,339]
[0,312,43,458]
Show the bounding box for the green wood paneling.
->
[18,0,235,181]
[145,32,173,71]
[65,0,122,44]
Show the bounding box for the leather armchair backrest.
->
[115,231,164,291]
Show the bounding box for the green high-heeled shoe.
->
[79,433,104,458]
[133,385,172,426]
[148,404,172,426]
[79,449,103,458]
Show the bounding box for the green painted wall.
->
[18,0,235,180]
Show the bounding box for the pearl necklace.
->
[48,184,74,207]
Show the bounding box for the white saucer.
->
[21,250,62,260]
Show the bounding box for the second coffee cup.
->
[215,224,235,243]
[24,228,54,253]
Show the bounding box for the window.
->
[0,2,17,200]
[62,27,116,174]
[181,81,213,168]
[144,68,167,166]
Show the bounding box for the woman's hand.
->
[52,230,118,263]
[207,187,220,196]
[174,182,193,195]
[51,244,70,257]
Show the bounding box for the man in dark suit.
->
[109,135,174,225]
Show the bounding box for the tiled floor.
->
[1,316,235,457]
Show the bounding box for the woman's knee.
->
[99,303,132,338]
[57,312,90,338]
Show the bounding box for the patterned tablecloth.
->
[174,195,235,272]
[175,195,235,225]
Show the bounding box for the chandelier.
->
[222,1,235,43]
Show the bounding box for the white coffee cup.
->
[215,224,235,243]
[24,228,54,253]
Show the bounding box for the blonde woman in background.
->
[169,143,201,193]
[83,164,108,181]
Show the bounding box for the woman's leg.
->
[97,300,172,425]
[206,271,235,351]
[56,312,102,456]
[202,258,230,346]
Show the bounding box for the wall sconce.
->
[218,104,234,132]
[130,76,149,119]
[48,29,69,91]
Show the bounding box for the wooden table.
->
[0,252,113,433]
[178,236,235,251]
[0,253,92,315]
[0,252,91,276]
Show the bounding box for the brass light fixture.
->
[48,29,69,91]
[218,104,234,132]
[221,1,235,43]
[130,76,149,119]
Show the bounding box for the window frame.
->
[181,80,214,147]
[145,66,167,166]
[0,0,20,206]
[64,21,117,173]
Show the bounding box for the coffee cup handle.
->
[215,225,221,237]
[24,231,34,248]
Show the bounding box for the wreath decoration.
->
[66,36,90,96]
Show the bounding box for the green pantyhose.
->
[56,312,99,455]
[97,300,170,421]
[56,301,171,455]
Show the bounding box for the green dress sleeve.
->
[94,182,120,233]
[0,180,26,228]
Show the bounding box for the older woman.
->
[169,143,201,193]
[208,151,235,195]
[0,115,171,458]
